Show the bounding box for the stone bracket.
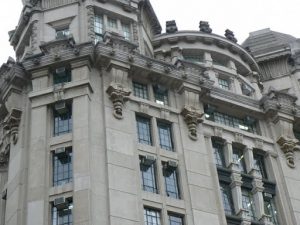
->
[106,84,131,119]
[277,136,298,168]
[181,106,203,140]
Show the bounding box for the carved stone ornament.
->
[277,136,298,168]
[199,21,212,34]
[166,20,178,34]
[3,109,22,145]
[225,29,238,43]
[181,106,203,140]
[106,84,131,119]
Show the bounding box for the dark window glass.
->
[220,183,234,215]
[52,200,73,225]
[140,162,157,193]
[253,153,267,179]
[53,68,71,85]
[133,82,148,99]
[242,189,256,220]
[212,141,226,167]
[144,208,161,225]
[56,28,70,39]
[163,165,180,199]
[157,122,173,151]
[204,107,258,134]
[136,116,152,145]
[264,197,279,225]
[53,148,73,186]
[153,86,168,105]
[54,104,72,136]
[168,213,184,225]
[232,148,247,174]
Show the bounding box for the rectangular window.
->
[232,148,247,174]
[136,116,152,145]
[157,122,173,151]
[122,23,131,40]
[253,153,267,179]
[144,208,161,225]
[54,102,72,136]
[204,106,258,134]
[163,162,180,199]
[168,213,184,225]
[56,28,70,39]
[264,197,279,225]
[52,198,73,225]
[53,147,73,186]
[218,78,230,90]
[133,82,149,100]
[53,67,71,85]
[153,85,169,105]
[107,17,117,29]
[242,189,256,220]
[212,141,226,167]
[220,183,234,215]
[140,158,157,193]
[94,15,104,42]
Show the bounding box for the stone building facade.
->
[0,0,300,225]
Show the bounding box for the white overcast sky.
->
[1,0,300,64]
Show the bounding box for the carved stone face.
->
[166,21,178,34]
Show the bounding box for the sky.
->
[1,0,300,63]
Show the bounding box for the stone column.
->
[72,94,91,225]
[27,105,48,225]
[252,179,265,222]
[230,169,243,215]
[224,141,233,168]
[244,147,254,174]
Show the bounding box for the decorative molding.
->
[181,106,203,140]
[277,136,298,168]
[86,5,95,42]
[214,126,223,138]
[106,84,131,119]
[235,132,244,144]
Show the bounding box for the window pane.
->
[157,122,173,151]
[94,15,104,42]
[52,201,73,225]
[53,148,73,186]
[140,163,157,193]
[54,104,72,136]
[168,213,184,225]
[232,148,247,174]
[53,68,71,85]
[253,153,267,179]
[264,197,279,225]
[242,189,256,220]
[153,86,168,105]
[220,183,234,215]
[136,116,152,145]
[212,141,226,167]
[133,82,148,99]
[144,208,161,225]
[164,168,180,199]
[218,78,230,90]
[108,18,117,29]
[122,23,131,40]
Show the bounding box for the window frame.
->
[144,207,161,225]
[51,198,73,225]
[157,121,174,151]
[140,160,158,194]
[136,115,152,145]
[218,77,230,90]
[52,147,73,187]
[168,212,184,225]
[133,81,149,100]
[153,85,169,106]
[212,140,226,168]
[242,188,256,221]
[53,103,73,137]
[163,165,180,199]
[232,147,247,174]
[219,182,235,215]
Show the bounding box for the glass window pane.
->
[164,169,180,199]
[133,82,149,99]
[53,148,73,186]
[218,78,230,90]
[157,122,173,151]
[122,23,131,40]
[232,148,247,174]
[54,104,72,136]
[264,197,279,225]
[144,208,161,225]
[52,201,73,225]
[153,86,169,105]
[136,116,152,145]
[168,213,184,225]
[242,189,256,220]
[140,163,157,193]
[212,141,226,167]
[220,183,234,215]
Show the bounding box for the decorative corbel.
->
[277,136,298,168]
[106,84,131,119]
[181,106,203,140]
[3,109,22,145]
